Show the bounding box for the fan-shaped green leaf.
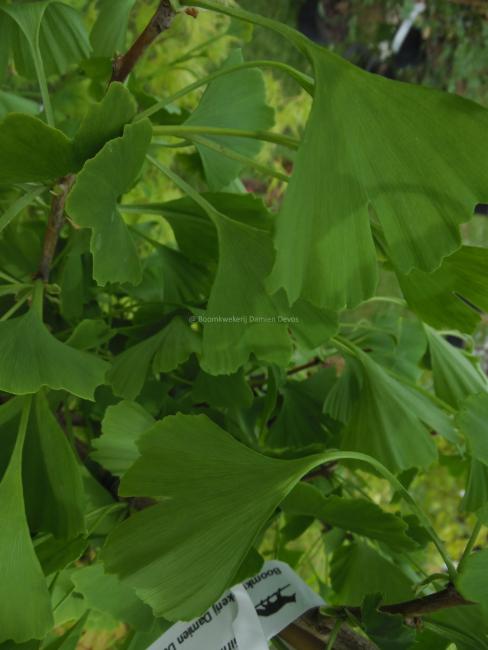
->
[330,541,413,606]
[90,0,137,57]
[396,247,488,333]
[108,317,201,399]
[266,43,488,310]
[102,413,317,620]
[283,482,416,552]
[0,397,53,642]
[72,564,154,630]
[23,393,85,538]
[0,1,91,80]
[0,114,77,184]
[341,352,450,472]
[66,120,152,286]
[0,90,38,118]
[457,549,488,611]
[184,49,274,190]
[192,369,253,409]
[426,328,487,409]
[458,394,488,467]
[73,83,137,162]
[91,401,155,477]
[0,284,108,399]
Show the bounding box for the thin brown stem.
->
[111,0,175,83]
[37,175,75,282]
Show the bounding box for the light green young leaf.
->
[341,352,445,472]
[282,482,416,552]
[108,317,201,399]
[457,549,488,611]
[66,120,152,286]
[102,414,317,620]
[396,247,488,334]
[0,284,108,399]
[23,393,85,538]
[426,328,487,409]
[72,564,154,630]
[73,83,137,162]
[184,49,274,189]
[0,397,53,642]
[458,394,488,467]
[330,541,413,606]
[0,114,77,184]
[90,0,137,57]
[91,401,155,477]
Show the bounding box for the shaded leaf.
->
[458,394,488,467]
[23,393,85,538]
[426,328,487,409]
[0,398,53,642]
[397,246,488,334]
[457,549,488,611]
[330,541,413,606]
[108,317,201,400]
[192,369,253,409]
[362,594,416,650]
[283,482,416,551]
[341,352,451,472]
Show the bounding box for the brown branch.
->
[111,0,175,83]
[279,586,473,650]
[37,1,177,282]
[37,175,75,282]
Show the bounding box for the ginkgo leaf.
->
[184,49,274,190]
[192,369,253,409]
[66,120,152,286]
[0,283,108,399]
[108,317,201,399]
[265,37,488,309]
[0,1,90,80]
[0,397,53,642]
[91,401,155,477]
[457,549,488,611]
[425,328,487,409]
[102,413,318,620]
[397,246,488,334]
[201,213,292,374]
[72,564,155,630]
[267,369,335,448]
[282,482,416,551]
[330,541,413,606]
[0,114,77,184]
[23,393,85,539]
[362,594,416,650]
[73,83,137,162]
[341,351,452,472]
[458,394,488,468]
[90,0,137,57]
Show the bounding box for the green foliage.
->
[1,0,488,647]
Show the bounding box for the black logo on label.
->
[255,584,297,617]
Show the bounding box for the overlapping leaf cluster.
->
[0,0,488,648]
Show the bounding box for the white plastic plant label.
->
[148,560,325,650]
